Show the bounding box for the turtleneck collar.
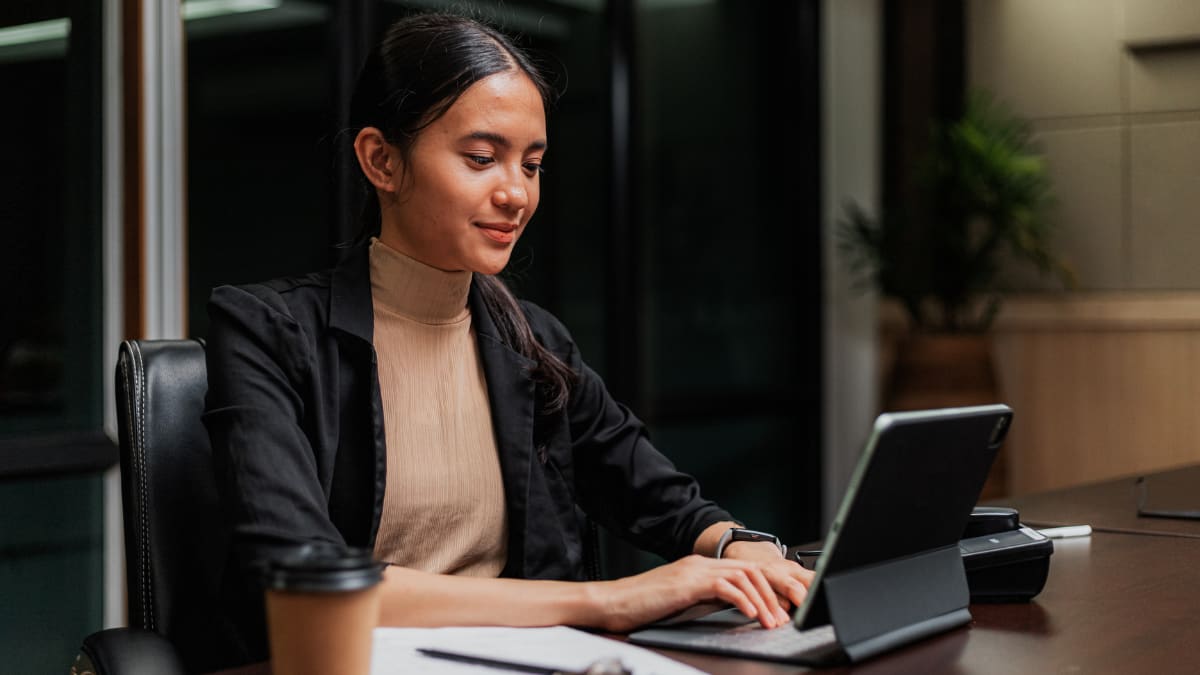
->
[369,237,472,324]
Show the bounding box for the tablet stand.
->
[817,545,971,662]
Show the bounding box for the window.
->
[635,0,822,552]
[0,2,107,671]
[186,0,336,338]
[0,2,103,437]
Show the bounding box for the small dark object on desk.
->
[1136,475,1200,520]
[792,549,822,569]
[959,506,1053,602]
[962,506,1020,538]
[959,527,1052,602]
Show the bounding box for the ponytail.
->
[475,274,576,413]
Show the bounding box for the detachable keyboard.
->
[684,622,838,657]
[629,615,843,665]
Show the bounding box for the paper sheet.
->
[370,625,709,675]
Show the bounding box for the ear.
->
[353,126,401,192]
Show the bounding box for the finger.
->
[713,577,758,622]
[745,566,790,626]
[792,563,816,587]
[773,591,792,613]
[763,564,810,608]
[726,569,778,628]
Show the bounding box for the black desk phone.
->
[794,506,1053,602]
[958,506,1053,602]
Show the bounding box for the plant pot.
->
[883,332,1007,500]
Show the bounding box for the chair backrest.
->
[116,338,237,672]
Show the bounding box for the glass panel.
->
[0,3,106,670]
[653,416,802,534]
[636,0,820,542]
[186,0,336,337]
[638,1,802,404]
[0,1,103,436]
[0,475,104,673]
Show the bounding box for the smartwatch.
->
[715,528,787,559]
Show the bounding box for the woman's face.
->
[379,70,546,275]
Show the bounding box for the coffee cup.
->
[263,546,386,675]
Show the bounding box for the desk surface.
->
[212,470,1200,674]
[997,464,1200,538]
[649,532,1200,674]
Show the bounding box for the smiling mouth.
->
[476,222,518,244]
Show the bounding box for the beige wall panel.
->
[1123,0,1200,46]
[997,126,1126,290]
[968,0,1122,119]
[1130,121,1200,288]
[1128,48,1200,113]
[993,328,1200,495]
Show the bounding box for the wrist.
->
[723,540,786,561]
[714,527,786,559]
[575,580,612,629]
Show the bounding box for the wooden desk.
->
[212,474,1200,674]
[995,464,1200,538]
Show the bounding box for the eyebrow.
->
[464,131,547,152]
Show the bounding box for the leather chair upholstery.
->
[76,339,239,674]
[74,627,185,675]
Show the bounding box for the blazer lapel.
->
[469,281,537,579]
[327,246,387,546]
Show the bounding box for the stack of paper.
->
[370,625,709,675]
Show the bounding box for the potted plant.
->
[838,90,1075,497]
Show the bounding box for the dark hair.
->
[349,12,574,412]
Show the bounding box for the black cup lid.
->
[263,545,385,593]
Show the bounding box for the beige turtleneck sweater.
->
[369,238,508,577]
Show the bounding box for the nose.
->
[492,178,529,212]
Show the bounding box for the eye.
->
[523,162,544,176]
[466,155,494,167]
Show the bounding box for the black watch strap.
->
[715,528,786,558]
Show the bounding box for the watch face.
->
[717,528,785,558]
[735,529,776,543]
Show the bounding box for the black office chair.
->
[74,339,238,675]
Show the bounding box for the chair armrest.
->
[74,628,186,675]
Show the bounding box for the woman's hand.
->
[720,541,815,611]
[593,554,796,633]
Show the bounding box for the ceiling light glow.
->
[182,0,283,22]
[0,18,70,48]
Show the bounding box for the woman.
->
[204,11,812,663]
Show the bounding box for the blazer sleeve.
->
[203,284,347,575]
[524,303,736,562]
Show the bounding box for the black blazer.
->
[203,245,733,660]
